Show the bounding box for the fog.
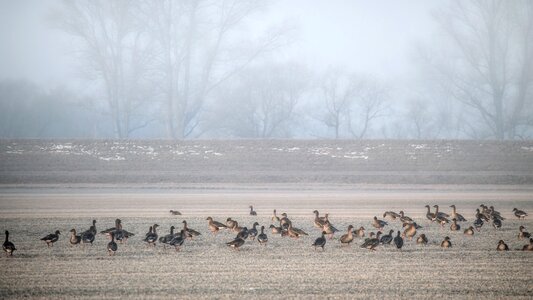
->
[1,0,531,139]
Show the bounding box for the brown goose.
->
[272,209,280,222]
[402,223,417,240]
[372,216,388,230]
[169,210,182,215]
[322,220,339,239]
[417,233,428,245]
[313,210,326,228]
[339,225,354,245]
[287,223,308,238]
[280,213,292,229]
[518,226,531,240]
[361,231,382,251]
[41,230,60,247]
[206,217,227,234]
[399,211,413,224]
[3,231,16,257]
[269,224,283,234]
[353,226,365,238]
[425,205,435,222]
[522,238,533,251]
[464,226,475,236]
[383,211,400,220]
[449,205,467,222]
[450,218,461,231]
[434,205,449,219]
[226,218,238,230]
[441,236,452,248]
[182,221,201,239]
[513,208,528,219]
[69,229,81,246]
[496,240,509,251]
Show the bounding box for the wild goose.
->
[522,238,533,251]
[417,233,428,245]
[441,236,452,248]
[145,226,153,238]
[518,226,531,240]
[364,232,375,242]
[449,205,467,222]
[393,231,403,249]
[69,229,81,246]
[433,205,449,219]
[361,231,382,251]
[248,222,259,240]
[236,227,249,240]
[159,226,176,246]
[272,209,280,222]
[322,220,339,239]
[144,224,159,246]
[207,217,227,234]
[464,226,475,236]
[249,205,257,216]
[402,223,417,240]
[450,219,461,231]
[169,210,182,215]
[280,213,292,229]
[226,218,238,230]
[81,226,95,245]
[475,208,490,222]
[399,211,413,224]
[496,240,509,251]
[513,208,528,220]
[312,231,327,251]
[383,211,400,220]
[339,225,354,245]
[425,205,436,222]
[182,220,201,239]
[372,216,388,230]
[353,226,365,238]
[257,226,268,245]
[100,219,120,235]
[473,217,484,231]
[313,210,326,228]
[169,230,185,251]
[107,232,118,256]
[435,215,449,227]
[287,223,308,238]
[492,218,502,229]
[231,221,243,233]
[269,224,283,234]
[41,230,60,247]
[3,231,16,257]
[380,229,394,245]
[488,206,504,220]
[226,237,245,250]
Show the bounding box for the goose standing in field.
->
[518,226,531,240]
[492,218,502,229]
[450,218,461,231]
[182,220,201,239]
[287,223,308,238]
[169,210,182,215]
[402,223,417,240]
[248,222,259,240]
[107,232,117,256]
[488,206,504,220]
[513,208,528,219]
[169,230,185,251]
[383,211,400,220]
[257,226,268,245]
[449,205,467,222]
[312,231,326,251]
[464,226,475,236]
[313,210,326,228]
[69,229,81,246]
[144,224,159,246]
[361,231,381,251]
[399,211,413,225]
[159,226,176,246]
[339,225,354,246]
[226,237,245,250]
[417,233,428,245]
[393,231,403,250]
[372,216,388,230]
[230,221,243,233]
[475,208,489,222]
[474,217,484,231]
[41,230,60,247]
[441,236,452,248]
[280,213,292,229]
[206,217,227,234]
[322,220,339,239]
[380,229,394,245]
[236,227,249,240]
[269,224,282,234]
[226,218,238,230]
[353,226,365,238]
[435,215,450,227]
[522,238,533,251]
[433,205,449,219]
[82,226,95,245]
[3,231,16,257]
[100,219,120,235]
[496,240,509,251]
[425,205,436,222]
[272,209,280,222]
[249,205,257,216]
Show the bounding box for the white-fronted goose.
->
[441,236,452,248]
[417,233,428,245]
[383,211,400,220]
[464,226,475,236]
[372,216,388,230]
[287,223,308,238]
[169,230,185,251]
[182,220,201,239]
[402,223,417,240]
[169,210,182,215]
[313,210,326,228]
[433,205,450,219]
[450,219,461,231]
[159,226,176,246]
[475,208,490,222]
[69,229,81,246]
[473,217,484,231]
[353,226,365,238]
[249,205,257,216]
[393,231,403,249]
[230,220,243,233]
[100,219,120,235]
[248,222,259,240]
[226,218,238,230]
[312,231,326,251]
[496,240,509,251]
[339,225,354,245]
[399,211,413,224]
[144,224,159,246]
[361,231,381,251]
[107,232,117,256]
[522,238,533,251]
[272,209,280,222]
[207,217,227,234]
[518,226,531,240]
[449,205,467,222]
[269,224,282,234]
[3,231,16,257]
[425,205,435,222]
[41,230,60,247]
[322,220,338,239]
[513,208,528,219]
[81,226,95,245]
[257,226,268,245]
[226,237,245,250]
[380,230,394,245]
[488,206,504,220]
[435,215,450,227]
[236,227,249,240]
[492,218,502,229]
[280,213,291,229]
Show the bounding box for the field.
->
[0,140,532,298]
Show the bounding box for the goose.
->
[269,224,283,234]
[393,231,403,249]
[3,231,16,257]
[518,226,531,240]
[248,222,259,240]
[169,230,185,251]
[249,205,257,216]
[226,218,238,230]
[107,219,134,243]
[474,217,484,231]
[417,233,428,245]
[41,230,60,247]
[522,238,533,251]
[435,215,450,227]
[364,232,376,242]
[372,216,388,230]
[339,225,354,245]
[107,232,118,256]
[236,227,249,240]
[383,211,400,220]
[425,205,435,222]
[496,240,509,251]
[488,206,504,220]
[226,237,245,250]
[313,210,326,228]
[513,208,528,219]
[380,229,394,245]
[182,220,201,239]
[145,226,153,238]
[287,223,308,238]
[433,205,449,219]
[169,210,182,215]
[312,231,327,251]
[231,221,243,233]
[441,236,452,248]
[402,223,417,240]
[450,219,461,231]
[475,208,489,222]
[100,219,120,235]
[492,218,502,229]
[353,226,365,238]
[144,224,159,246]
[449,205,467,222]
[81,226,95,245]
[207,217,227,234]
[280,213,291,229]
[464,226,475,236]
[479,205,491,220]
[159,226,176,246]
[257,226,268,245]
[399,211,413,224]
[361,231,381,251]
[69,229,81,246]
[272,209,280,222]
[322,220,339,239]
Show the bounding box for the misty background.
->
[0,0,531,140]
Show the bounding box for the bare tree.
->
[347,77,389,139]
[319,70,356,139]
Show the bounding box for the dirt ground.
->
[1,189,532,299]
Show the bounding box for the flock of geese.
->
[2,205,532,256]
